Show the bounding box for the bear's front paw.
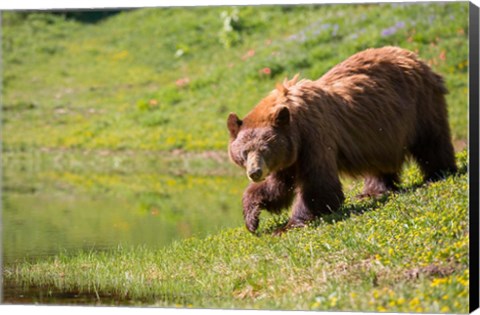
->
[244,213,259,233]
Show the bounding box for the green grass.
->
[3,151,469,311]
[2,2,470,312]
[2,3,469,152]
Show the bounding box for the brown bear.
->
[227,46,457,234]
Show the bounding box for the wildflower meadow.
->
[2,2,469,312]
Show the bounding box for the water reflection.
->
[2,150,246,265]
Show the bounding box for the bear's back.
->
[318,46,446,98]
[308,47,448,176]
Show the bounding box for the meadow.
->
[1,2,470,312]
[4,152,469,311]
[2,3,468,151]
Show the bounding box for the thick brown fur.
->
[227,46,457,234]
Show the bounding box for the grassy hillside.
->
[2,2,470,312]
[2,3,468,152]
[4,152,469,311]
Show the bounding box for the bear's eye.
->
[241,150,248,161]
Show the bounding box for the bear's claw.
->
[245,215,259,233]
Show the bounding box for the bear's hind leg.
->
[410,94,457,182]
[358,173,400,199]
[410,126,457,182]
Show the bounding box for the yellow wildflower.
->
[377,306,387,312]
[431,277,448,287]
[409,297,420,307]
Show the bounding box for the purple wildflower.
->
[288,31,307,42]
[320,23,331,30]
[332,24,339,37]
[381,27,397,37]
[381,21,406,37]
[288,34,298,41]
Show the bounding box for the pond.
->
[2,149,247,302]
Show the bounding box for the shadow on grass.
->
[52,10,128,24]
[261,162,467,235]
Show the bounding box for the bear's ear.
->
[275,82,288,96]
[273,106,290,127]
[227,112,242,138]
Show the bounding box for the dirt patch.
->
[453,139,467,152]
[404,263,457,280]
[38,147,229,161]
[170,148,228,163]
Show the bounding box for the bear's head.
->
[227,76,302,182]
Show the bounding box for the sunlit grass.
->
[2,3,470,312]
[2,3,468,152]
[3,151,469,312]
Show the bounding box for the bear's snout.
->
[248,168,263,182]
[246,151,269,182]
